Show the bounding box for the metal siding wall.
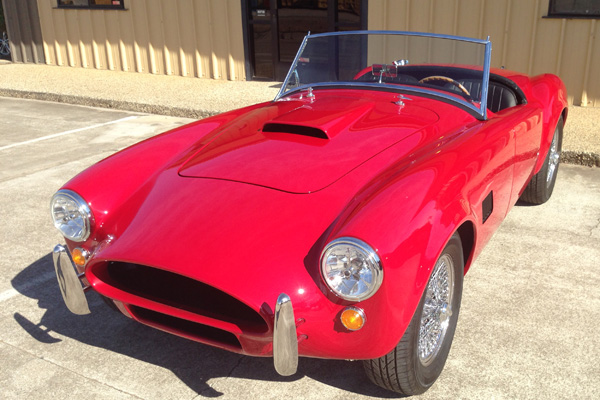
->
[27,0,45,63]
[587,21,599,107]
[132,0,153,74]
[2,0,45,63]
[504,0,535,74]
[36,0,246,80]
[369,0,600,106]
[407,0,429,32]
[227,0,245,81]
[430,0,455,35]
[177,0,196,77]
[194,0,214,78]
[561,20,590,105]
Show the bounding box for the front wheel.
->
[363,233,464,395]
[520,116,564,204]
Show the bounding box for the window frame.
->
[547,0,600,18]
[56,0,125,10]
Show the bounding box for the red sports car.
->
[51,31,567,395]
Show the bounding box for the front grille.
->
[93,262,268,333]
[130,306,242,350]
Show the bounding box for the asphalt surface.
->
[1,97,599,399]
[0,61,598,166]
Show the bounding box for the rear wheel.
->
[520,116,563,204]
[363,233,464,395]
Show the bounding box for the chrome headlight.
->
[320,237,383,302]
[50,190,93,242]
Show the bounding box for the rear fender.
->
[529,74,568,174]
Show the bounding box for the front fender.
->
[59,103,269,249]
[323,140,477,357]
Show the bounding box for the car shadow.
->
[515,200,538,207]
[11,253,397,398]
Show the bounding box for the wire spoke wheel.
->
[520,116,564,204]
[546,126,561,187]
[418,254,454,367]
[363,233,464,395]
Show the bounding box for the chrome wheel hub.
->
[546,127,560,186]
[418,254,454,367]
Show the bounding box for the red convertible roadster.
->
[51,31,567,395]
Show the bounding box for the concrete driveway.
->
[1,97,599,399]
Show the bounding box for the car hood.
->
[178,92,439,193]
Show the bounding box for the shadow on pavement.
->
[11,253,396,398]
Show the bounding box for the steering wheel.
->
[419,76,471,98]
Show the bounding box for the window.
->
[548,0,600,17]
[57,0,125,9]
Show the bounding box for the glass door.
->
[244,0,365,81]
[247,0,277,79]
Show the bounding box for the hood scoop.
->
[262,123,328,140]
[179,94,439,193]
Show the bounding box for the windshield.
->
[276,31,492,120]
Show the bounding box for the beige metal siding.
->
[3,0,46,63]
[369,0,600,106]
[36,0,246,80]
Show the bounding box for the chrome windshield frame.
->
[275,30,492,121]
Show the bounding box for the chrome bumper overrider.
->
[273,293,298,376]
[52,244,90,315]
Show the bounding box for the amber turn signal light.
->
[71,247,89,266]
[340,307,366,331]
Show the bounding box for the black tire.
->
[520,116,564,204]
[363,233,464,395]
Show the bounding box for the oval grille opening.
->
[94,262,268,333]
[130,306,242,350]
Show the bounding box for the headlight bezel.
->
[50,189,94,242]
[320,237,384,302]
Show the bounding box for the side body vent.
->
[263,123,328,139]
[482,191,494,224]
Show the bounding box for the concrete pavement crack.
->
[225,355,246,379]
[193,356,245,399]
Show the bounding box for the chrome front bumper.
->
[53,244,90,315]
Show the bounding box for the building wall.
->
[36,0,245,80]
[31,0,600,106]
[2,0,45,63]
[368,0,600,106]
